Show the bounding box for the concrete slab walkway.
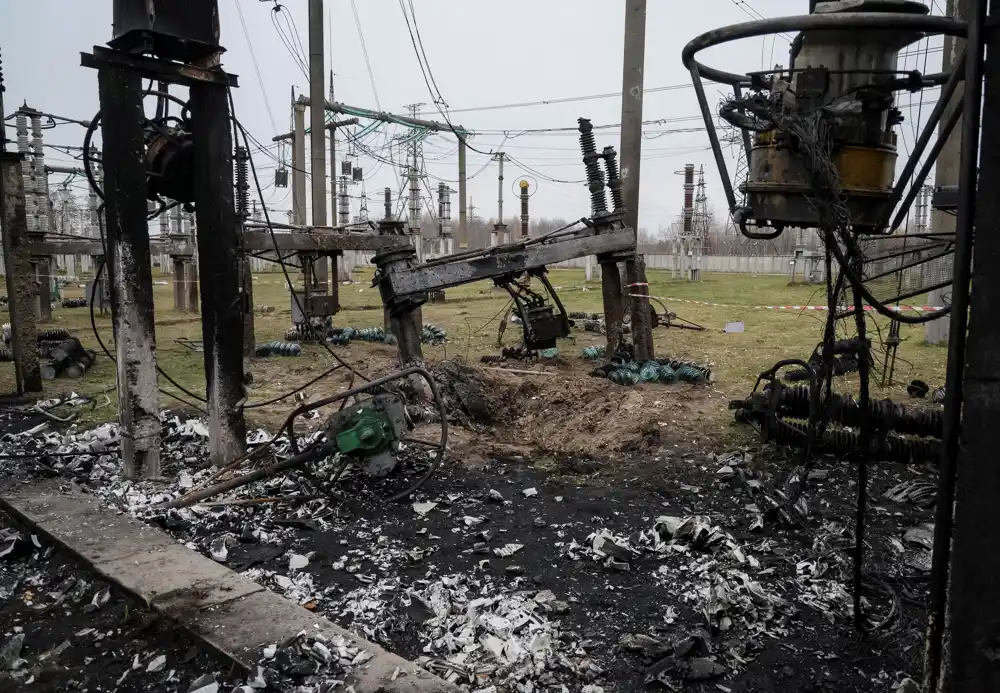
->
[0,481,457,693]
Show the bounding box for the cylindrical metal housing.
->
[338,177,350,226]
[519,180,530,238]
[682,164,695,235]
[438,182,452,237]
[743,0,929,231]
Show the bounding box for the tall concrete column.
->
[925,0,970,345]
[1,153,42,393]
[97,64,161,480]
[307,0,328,293]
[619,0,653,358]
[191,80,247,465]
[458,138,468,250]
[292,103,307,226]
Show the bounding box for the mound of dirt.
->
[431,359,717,458]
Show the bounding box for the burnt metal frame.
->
[81,43,247,472]
[375,223,635,302]
[373,217,635,364]
[680,13,967,237]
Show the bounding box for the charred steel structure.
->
[372,118,649,369]
[80,0,246,476]
[684,1,1000,689]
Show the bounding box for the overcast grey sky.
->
[1,0,945,232]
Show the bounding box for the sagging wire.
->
[395,0,492,157]
[228,87,376,388]
[160,366,448,510]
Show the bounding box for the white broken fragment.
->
[146,654,167,673]
[312,641,332,662]
[352,650,374,666]
[86,586,110,611]
[188,673,218,693]
[262,644,277,659]
[209,537,229,563]
[493,543,524,557]
[288,553,309,571]
[488,489,506,503]
[179,419,211,438]
[177,471,194,490]
[463,516,485,527]
[0,537,18,559]
[0,632,25,670]
[522,487,538,498]
[412,501,438,516]
[247,666,267,689]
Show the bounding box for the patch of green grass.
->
[1,267,947,433]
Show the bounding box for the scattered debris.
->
[413,501,438,516]
[0,389,932,691]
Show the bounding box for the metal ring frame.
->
[680,13,967,228]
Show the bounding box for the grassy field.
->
[2,267,948,429]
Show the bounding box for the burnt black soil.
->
[164,450,932,693]
[0,512,242,693]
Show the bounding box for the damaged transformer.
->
[684,0,959,237]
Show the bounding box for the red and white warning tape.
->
[653,296,944,313]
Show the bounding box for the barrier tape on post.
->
[654,296,945,313]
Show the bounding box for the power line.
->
[416,83,693,116]
[406,0,446,104]
[349,0,381,110]
[395,0,493,157]
[234,0,277,133]
[268,3,308,78]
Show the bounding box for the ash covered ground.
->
[0,514,244,693]
[0,366,936,693]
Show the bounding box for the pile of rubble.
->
[0,403,933,691]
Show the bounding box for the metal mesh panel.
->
[858,232,954,306]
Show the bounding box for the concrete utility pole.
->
[97,66,161,479]
[925,0,968,345]
[492,152,508,247]
[931,0,997,689]
[308,0,328,295]
[191,79,247,466]
[1,153,42,394]
[619,0,654,361]
[292,98,307,226]
[519,179,530,239]
[458,139,468,250]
